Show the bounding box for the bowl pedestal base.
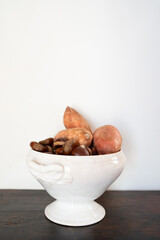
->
[45,200,105,226]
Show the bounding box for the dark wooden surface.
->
[0,191,159,240]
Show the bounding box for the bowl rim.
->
[29,148,124,160]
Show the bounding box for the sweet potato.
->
[54,128,93,147]
[93,125,122,154]
[63,106,92,133]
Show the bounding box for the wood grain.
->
[0,191,159,240]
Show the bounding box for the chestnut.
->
[71,145,89,156]
[39,137,54,146]
[63,140,79,155]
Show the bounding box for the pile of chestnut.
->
[30,106,122,156]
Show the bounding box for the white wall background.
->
[0,0,160,190]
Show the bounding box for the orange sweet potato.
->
[54,128,93,147]
[63,106,92,133]
[93,125,122,154]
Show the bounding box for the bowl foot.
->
[45,200,105,226]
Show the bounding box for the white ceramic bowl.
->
[27,149,126,226]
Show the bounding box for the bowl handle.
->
[28,159,73,184]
